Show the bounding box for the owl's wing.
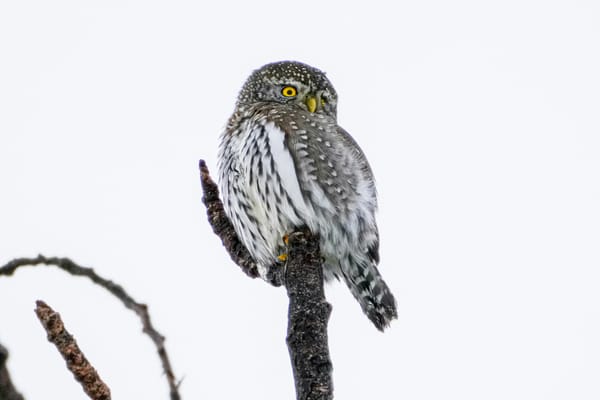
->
[279,113,378,217]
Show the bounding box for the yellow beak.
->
[306,96,317,113]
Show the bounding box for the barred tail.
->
[342,255,398,331]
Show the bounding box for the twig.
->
[0,256,181,400]
[198,160,334,400]
[0,343,25,400]
[285,228,333,400]
[34,300,111,400]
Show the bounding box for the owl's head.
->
[236,61,338,117]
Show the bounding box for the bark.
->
[34,301,111,400]
[285,229,333,400]
[0,343,25,400]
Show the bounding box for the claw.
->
[277,254,288,262]
[283,234,289,245]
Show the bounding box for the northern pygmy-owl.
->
[218,61,397,330]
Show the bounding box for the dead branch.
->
[34,300,111,400]
[285,228,333,400]
[0,343,25,400]
[0,256,181,400]
[198,160,334,400]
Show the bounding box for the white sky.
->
[1,1,599,399]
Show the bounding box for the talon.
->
[277,253,288,262]
[283,234,289,245]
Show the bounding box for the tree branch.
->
[0,343,25,400]
[198,160,334,400]
[0,256,181,400]
[34,300,111,400]
[285,228,333,400]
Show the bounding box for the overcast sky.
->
[1,1,599,399]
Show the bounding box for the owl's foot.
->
[276,234,290,262]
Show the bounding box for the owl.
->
[217,61,397,330]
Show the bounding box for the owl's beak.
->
[306,96,317,113]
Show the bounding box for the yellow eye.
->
[281,86,297,97]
